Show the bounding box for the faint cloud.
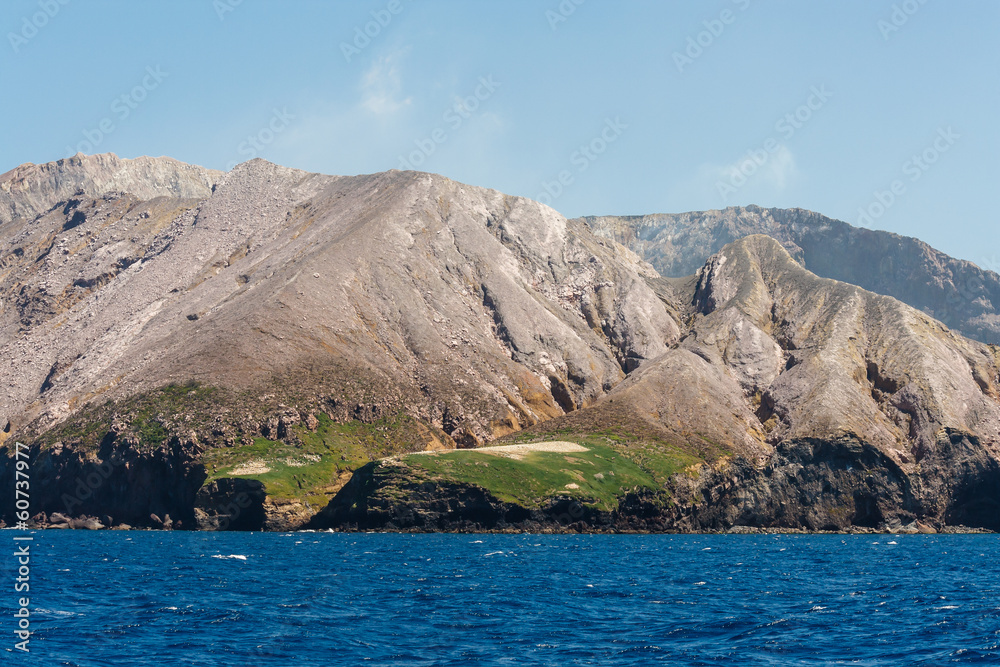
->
[728,144,797,190]
[360,53,412,115]
[667,144,800,208]
[713,144,798,202]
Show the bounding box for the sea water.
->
[2,531,998,665]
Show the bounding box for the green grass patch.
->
[401,441,679,511]
[499,429,703,485]
[395,425,705,511]
[201,412,425,504]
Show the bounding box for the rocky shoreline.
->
[4,519,992,535]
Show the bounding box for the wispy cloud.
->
[716,144,798,193]
[665,144,800,210]
[360,53,412,115]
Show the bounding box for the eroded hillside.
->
[2,155,999,533]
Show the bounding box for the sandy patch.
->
[411,441,589,460]
[229,458,271,475]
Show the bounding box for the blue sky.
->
[1,0,997,266]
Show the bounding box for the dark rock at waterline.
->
[194,478,268,531]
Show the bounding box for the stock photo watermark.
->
[397,75,501,170]
[224,108,296,171]
[673,0,752,73]
[8,0,70,54]
[341,0,409,63]
[878,0,930,40]
[546,0,586,30]
[535,117,627,207]
[857,126,958,228]
[717,85,832,201]
[64,66,168,157]
[11,442,32,652]
[213,0,242,21]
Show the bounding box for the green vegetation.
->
[503,428,704,481]
[203,412,426,504]
[36,379,705,515]
[399,434,702,511]
[40,381,219,450]
[202,436,341,506]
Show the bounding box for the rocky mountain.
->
[0,153,676,529]
[1,155,998,534]
[583,206,1000,345]
[314,235,1000,533]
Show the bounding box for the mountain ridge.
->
[582,206,1000,345]
[1,154,998,533]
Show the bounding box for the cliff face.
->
[2,155,999,533]
[583,206,1000,345]
[602,235,1000,531]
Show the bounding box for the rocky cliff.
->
[583,206,1000,345]
[2,156,998,533]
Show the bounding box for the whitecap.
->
[211,554,247,560]
[483,551,504,557]
[34,608,76,617]
[694,581,707,586]
[888,541,898,545]
[936,605,960,610]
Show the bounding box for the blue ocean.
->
[2,532,998,665]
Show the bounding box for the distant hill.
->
[582,206,1000,345]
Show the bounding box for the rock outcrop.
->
[0,153,222,224]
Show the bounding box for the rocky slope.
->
[314,236,1000,533]
[2,155,999,533]
[0,153,677,529]
[583,206,1000,345]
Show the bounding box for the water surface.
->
[2,532,998,665]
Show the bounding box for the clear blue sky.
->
[1,0,997,266]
